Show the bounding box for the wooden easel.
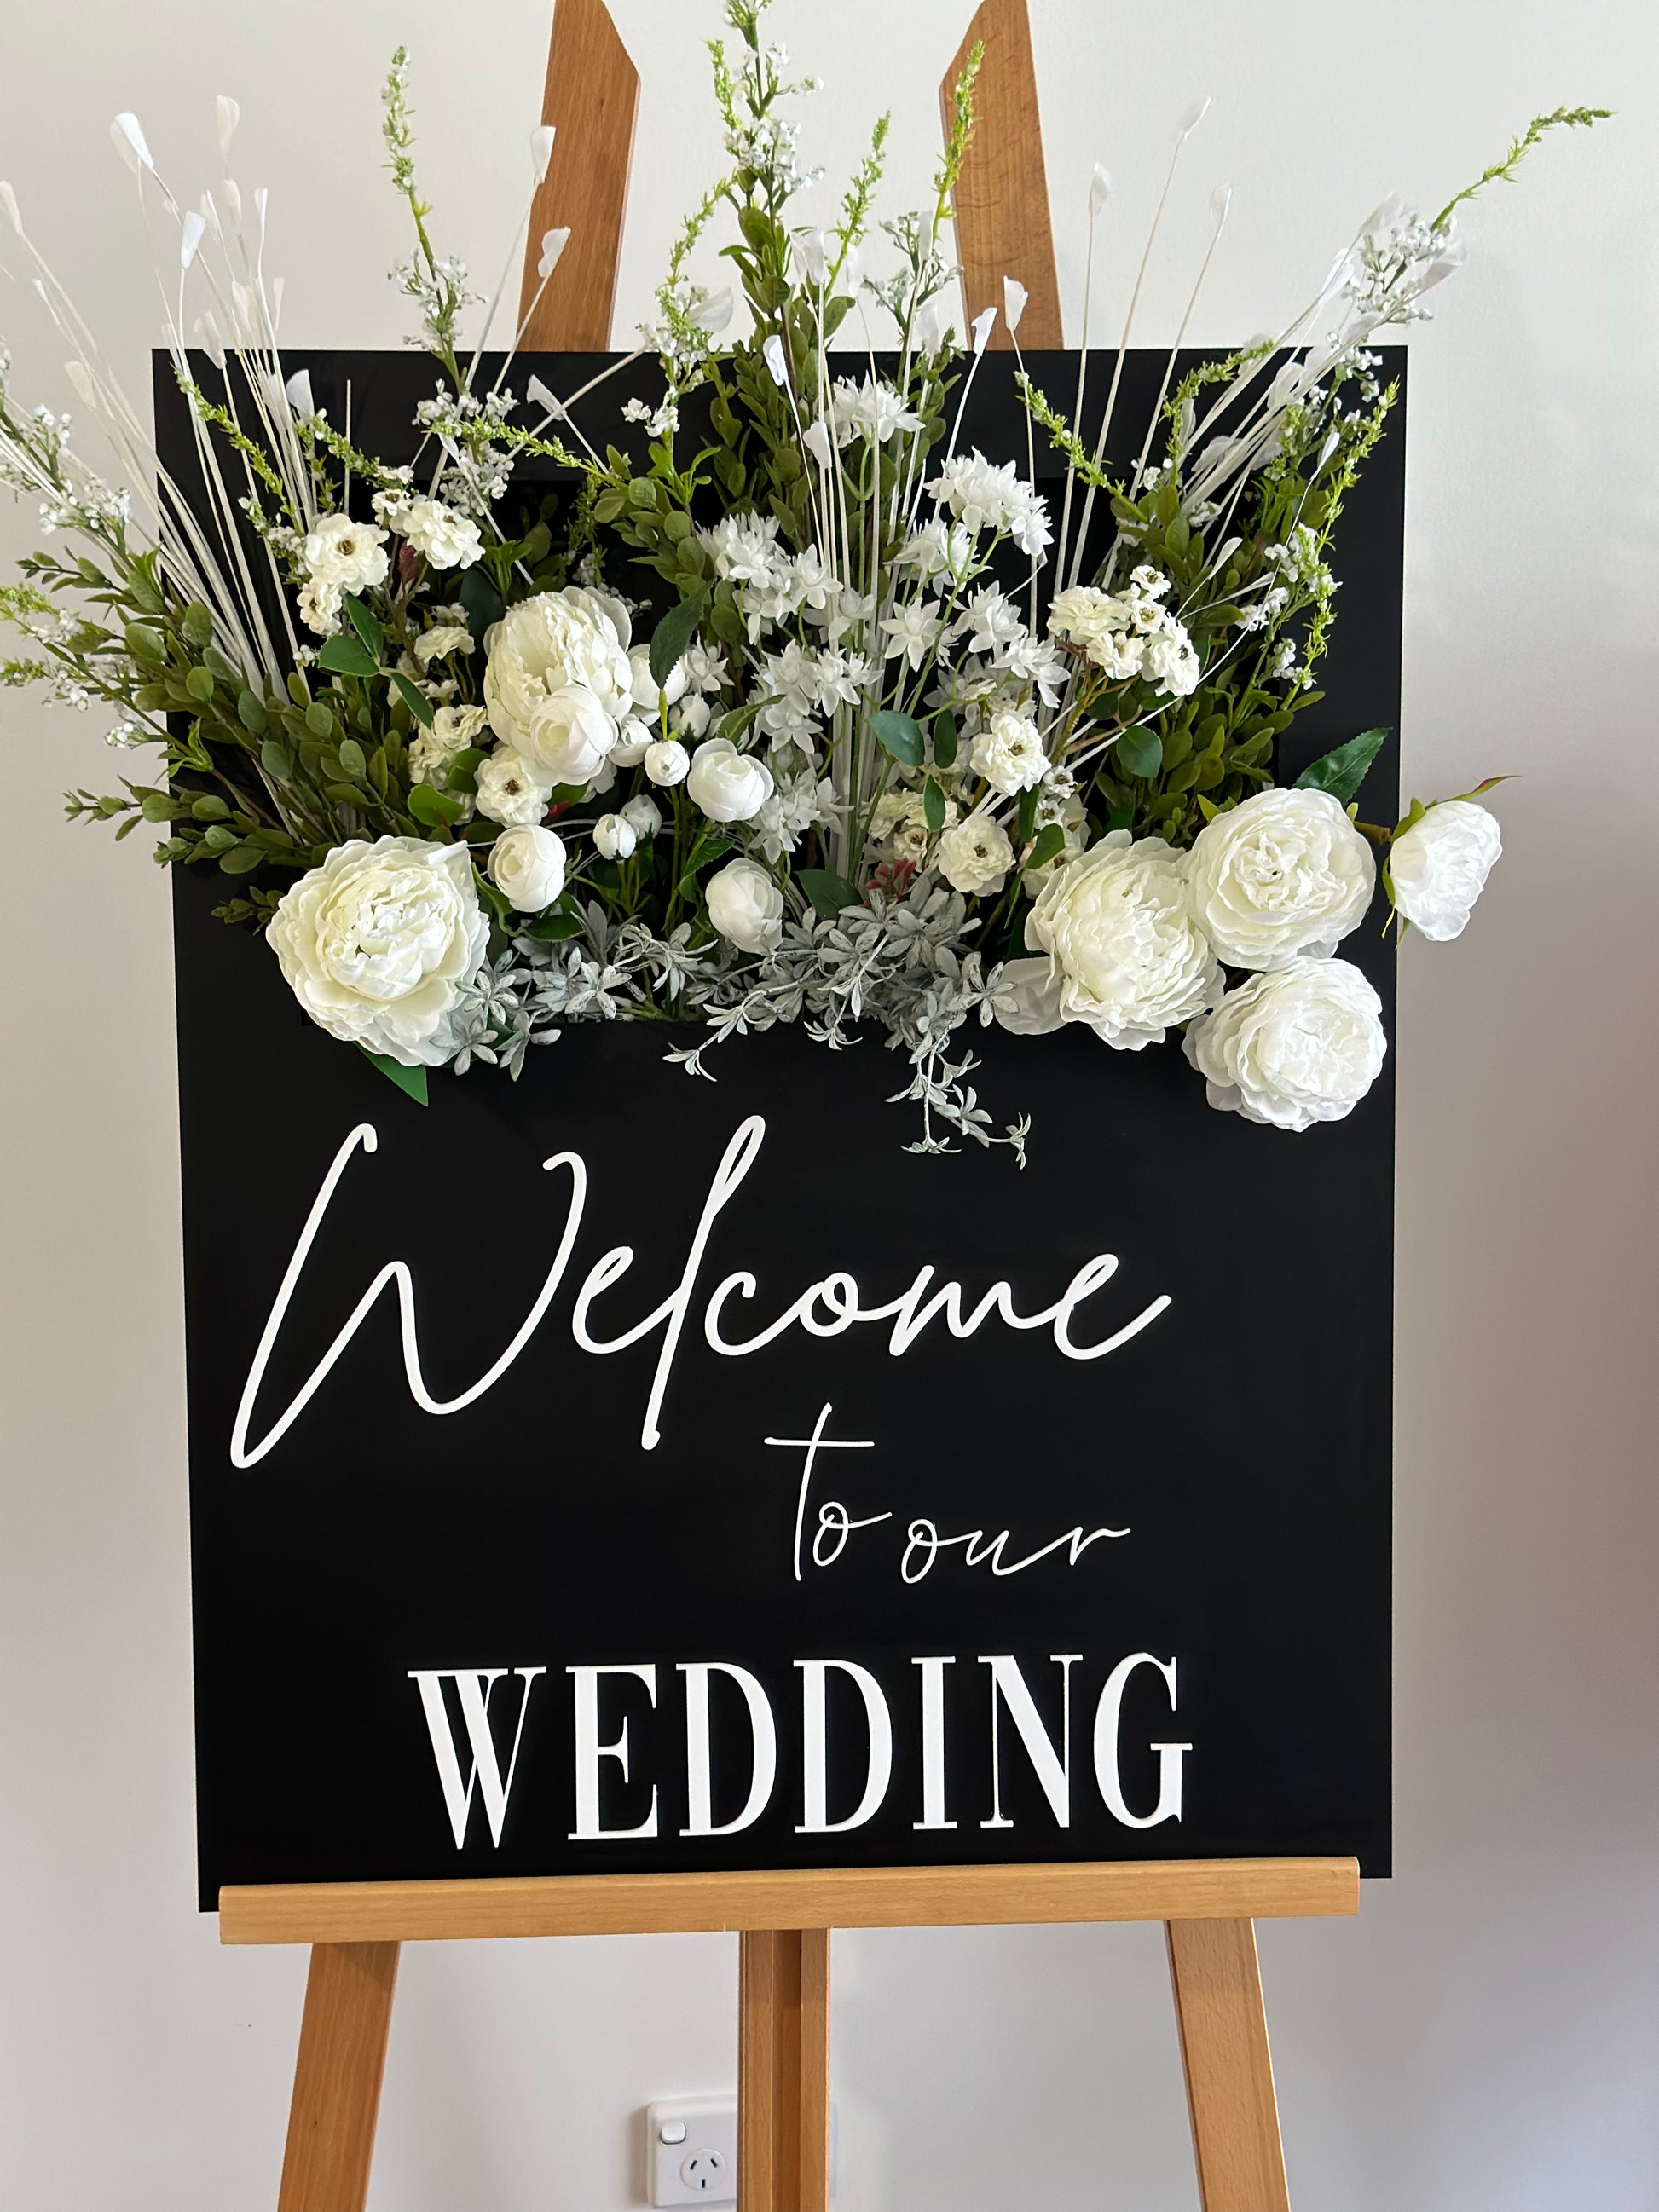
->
[228,1855,1356,2209]
[240,9,1359,2204]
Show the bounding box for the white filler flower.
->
[1184,956,1387,1129]
[935,815,1014,895]
[706,858,784,952]
[488,823,567,912]
[1187,788,1376,968]
[1389,799,1501,940]
[267,836,487,1066]
[686,737,775,823]
[1024,830,1222,1048]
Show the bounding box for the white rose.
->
[266,835,486,1067]
[473,748,553,829]
[483,588,633,751]
[398,497,483,571]
[609,719,655,768]
[297,576,342,637]
[488,823,567,911]
[303,513,390,594]
[1184,956,1387,1130]
[970,710,1047,795]
[1187,787,1376,969]
[413,624,475,667]
[621,794,662,840]
[686,737,775,823]
[1026,830,1221,1048]
[1140,621,1200,697]
[628,643,687,712]
[706,858,784,952]
[592,813,637,861]
[645,739,690,787]
[935,815,1014,896]
[520,682,616,786]
[1389,799,1501,941]
[674,694,714,740]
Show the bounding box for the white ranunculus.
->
[621,794,662,840]
[1389,799,1501,940]
[483,587,634,758]
[398,497,483,571]
[628,643,687,713]
[266,835,486,1067]
[473,748,553,829]
[1187,787,1376,969]
[592,812,637,861]
[935,815,1014,895]
[303,512,390,594]
[609,718,655,768]
[674,694,713,740]
[686,737,775,823]
[488,823,567,911]
[645,739,690,787]
[520,681,616,786]
[706,858,784,952]
[1026,829,1222,1048]
[970,710,1047,795]
[1184,956,1386,1130]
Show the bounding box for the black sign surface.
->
[166,353,1401,1905]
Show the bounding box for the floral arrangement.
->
[0,6,1601,1151]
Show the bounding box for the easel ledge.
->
[219,1854,1356,1943]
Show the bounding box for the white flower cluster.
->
[297,513,390,636]
[1048,569,1201,699]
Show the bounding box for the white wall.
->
[1,3,1656,2206]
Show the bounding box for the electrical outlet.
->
[645,2096,737,2207]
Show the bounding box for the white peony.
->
[1187,787,1376,969]
[398,497,483,571]
[686,737,775,823]
[969,710,1048,795]
[1184,956,1387,1130]
[706,858,784,953]
[645,740,690,788]
[473,748,553,829]
[267,836,487,1067]
[488,823,567,911]
[483,588,633,765]
[303,512,389,595]
[519,683,616,787]
[935,815,1014,895]
[1389,799,1501,940]
[1024,830,1222,1048]
[592,813,637,861]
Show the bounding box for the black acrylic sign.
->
[165,353,1402,1906]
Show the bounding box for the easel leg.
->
[1166,1918,1291,2212]
[737,1928,830,2212]
[277,1941,400,2212]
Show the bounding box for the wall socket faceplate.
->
[645,2096,737,2207]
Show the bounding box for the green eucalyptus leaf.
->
[922,777,946,834]
[260,738,294,782]
[337,736,367,778]
[1117,727,1163,780]
[871,710,924,768]
[931,711,959,770]
[1293,726,1389,806]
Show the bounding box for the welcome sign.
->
[167,353,1400,1907]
